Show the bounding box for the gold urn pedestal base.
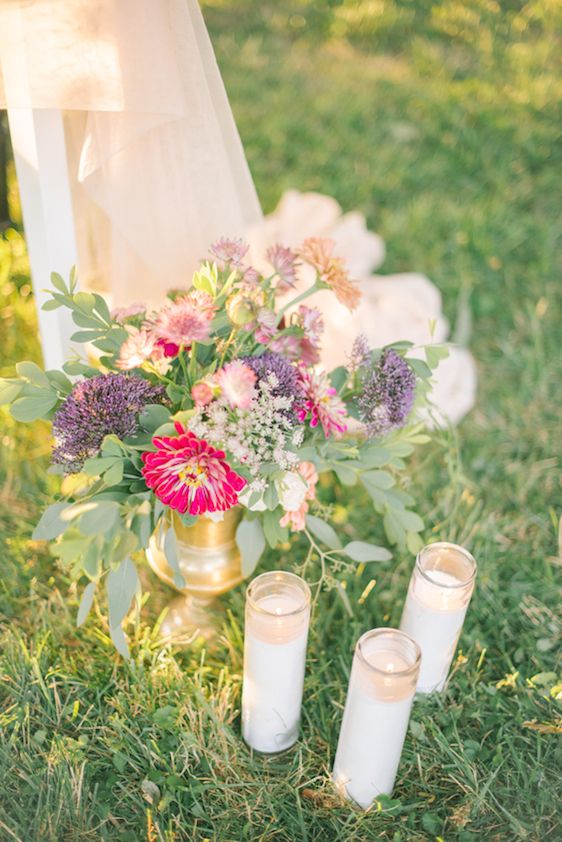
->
[147,507,243,646]
[159,594,225,644]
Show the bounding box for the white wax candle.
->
[332,630,420,808]
[400,561,474,693]
[242,589,310,753]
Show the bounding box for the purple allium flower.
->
[358,349,416,438]
[52,373,165,474]
[209,237,249,267]
[349,334,371,371]
[243,351,303,417]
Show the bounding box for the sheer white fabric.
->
[0,0,262,303]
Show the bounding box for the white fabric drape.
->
[0,0,262,303]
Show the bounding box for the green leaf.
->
[109,624,130,659]
[163,527,185,588]
[425,344,449,370]
[332,463,357,486]
[32,502,70,541]
[236,519,266,577]
[42,298,62,311]
[93,293,112,324]
[107,556,139,630]
[343,541,392,562]
[263,482,279,511]
[83,456,119,477]
[55,538,92,565]
[50,271,68,293]
[407,357,432,379]
[46,370,73,394]
[77,501,120,535]
[77,582,97,627]
[73,291,96,313]
[359,447,391,468]
[139,404,171,433]
[362,470,395,491]
[103,460,124,486]
[392,508,424,532]
[329,366,348,392]
[383,510,405,547]
[306,515,342,549]
[16,361,50,387]
[263,509,288,548]
[0,379,22,405]
[63,360,97,376]
[70,329,106,342]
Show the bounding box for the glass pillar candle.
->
[332,628,421,808]
[399,542,477,693]
[242,571,311,753]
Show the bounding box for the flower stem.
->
[275,279,322,325]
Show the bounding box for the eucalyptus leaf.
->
[78,501,120,535]
[110,623,130,659]
[107,556,139,630]
[343,541,392,562]
[236,518,266,577]
[16,361,50,387]
[32,502,70,541]
[10,394,58,422]
[76,582,97,627]
[139,404,171,433]
[361,470,395,491]
[0,379,22,405]
[305,515,342,550]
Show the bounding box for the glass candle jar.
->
[241,571,311,753]
[332,628,421,808]
[399,541,477,693]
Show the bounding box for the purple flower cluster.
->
[358,349,416,437]
[243,351,303,417]
[52,373,165,474]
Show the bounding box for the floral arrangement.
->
[0,237,446,655]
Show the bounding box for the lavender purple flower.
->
[358,349,416,437]
[52,373,165,474]
[243,351,303,417]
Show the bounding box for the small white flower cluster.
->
[188,374,300,476]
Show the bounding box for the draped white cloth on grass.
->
[0,0,262,304]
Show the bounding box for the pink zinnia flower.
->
[267,244,300,292]
[210,237,249,267]
[280,461,319,532]
[151,292,215,347]
[117,328,156,370]
[297,369,348,438]
[142,423,246,515]
[215,361,257,410]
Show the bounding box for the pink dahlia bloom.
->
[280,461,319,532]
[297,369,348,438]
[142,423,246,515]
[215,360,257,410]
[151,292,215,347]
[117,328,157,370]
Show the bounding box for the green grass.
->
[1,1,561,839]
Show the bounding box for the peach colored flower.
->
[280,461,318,532]
[300,237,361,311]
[192,381,214,407]
[116,328,156,370]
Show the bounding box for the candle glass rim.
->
[246,570,311,617]
[356,627,421,677]
[416,541,477,589]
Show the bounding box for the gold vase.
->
[146,506,243,641]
